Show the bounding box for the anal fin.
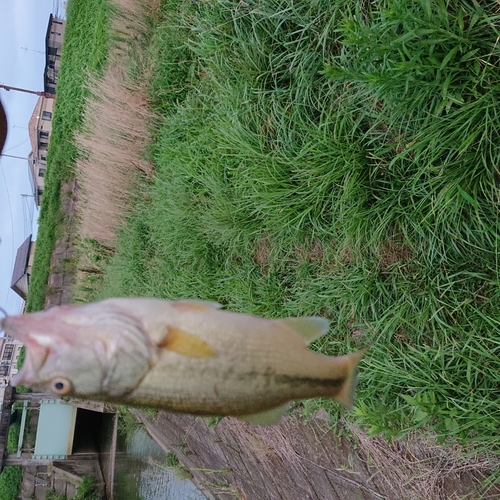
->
[236,404,289,426]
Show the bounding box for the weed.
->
[116,407,144,444]
[206,416,223,428]
[74,476,101,500]
[0,467,23,500]
[161,452,192,479]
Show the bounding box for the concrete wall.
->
[45,180,79,309]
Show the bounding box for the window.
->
[40,142,48,148]
[40,131,49,139]
[41,155,47,161]
[39,169,46,178]
[42,111,52,120]
[2,345,13,361]
[0,366,9,377]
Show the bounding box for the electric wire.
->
[0,159,18,311]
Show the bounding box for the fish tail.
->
[330,347,369,410]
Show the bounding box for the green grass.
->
[0,466,23,500]
[31,0,500,489]
[93,0,500,465]
[44,476,100,500]
[26,0,110,312]
[75,476,101,500]
[0,415,23,500]
[116,406,144,444]
[6,420,20,455]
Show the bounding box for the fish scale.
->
[1,297,368,425]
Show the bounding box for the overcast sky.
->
[0,0,66,316]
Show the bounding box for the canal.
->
[113,426,206,500]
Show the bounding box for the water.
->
[113,427,206,500]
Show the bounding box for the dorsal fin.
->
[280,317,330,345]
[173,299,223,312]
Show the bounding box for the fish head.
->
[1,303,155,400]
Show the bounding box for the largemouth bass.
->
[1,298,367,425]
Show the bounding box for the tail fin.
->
[332,347,369,410]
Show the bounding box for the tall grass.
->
[90,0,500,478]
[70,0,163,302]
[26,0,110,312]
[74,65,155,245]
[0,466,23,500]
[30,0,500,490]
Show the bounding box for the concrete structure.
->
[0,337,23,403]
[28,97,54,205]
[34,401,77,459]
[0,389,112,500]
[10,235,36,300]
[44,14,66,94]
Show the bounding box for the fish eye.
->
[50,377,72,395]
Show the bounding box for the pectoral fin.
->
[159,327,214,358]
[280,317,330,345]
[236,404,290,425]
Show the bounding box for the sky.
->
[0,0,66,317]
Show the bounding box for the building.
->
[28,98,54,205]
[10,235,36,300]
[0,336,23,402]
[24,14,65,204]
[44,14,66,95]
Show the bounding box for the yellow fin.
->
[333,346,370,409]
[172,299,223,313]
[236,404,290,426]
[159,327,214,358]
[280,317,330,345]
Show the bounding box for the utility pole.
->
[0,154,27,161]
[0,84,54,99]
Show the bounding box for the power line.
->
[2,138,30,154]
[0,160,16,312]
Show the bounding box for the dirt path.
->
[133,409,498,500]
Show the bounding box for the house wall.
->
[29,98,55,205]
[27,242,36,274]
[45,17,66,94]
[0,336,24,390]
[37,98,54,167]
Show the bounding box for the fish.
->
[1,298,368,425]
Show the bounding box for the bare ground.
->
[132,409,499,500]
